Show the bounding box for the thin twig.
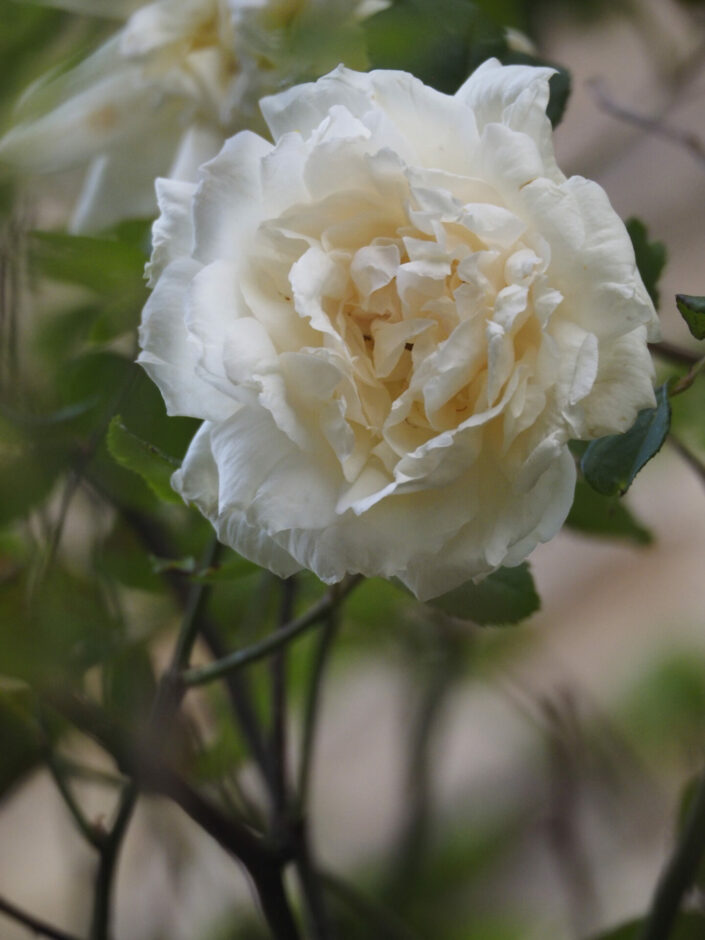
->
[588,78,705,170]
[639,763,705,940]
[650,341,701,368]
[182,576,363,688]
[669,354,705,396]
[669,433,705,491]
[45,746,106,852]
[0,893,83,940]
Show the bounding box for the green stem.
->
[182,576,363,688]
[639,764,705,940]
[271,576,296,834]
[0,893,82,940]
[297,606,340,810]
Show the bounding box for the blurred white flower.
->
[0,0,387,231]
[139,62,659,600]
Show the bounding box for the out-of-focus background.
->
[2,1,705,938]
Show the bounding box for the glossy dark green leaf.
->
[429,563,539,625]
[676,294,705,341]
[581,384,670,497]
[626,217,667,308]
[106,415,182,505]
[566,478,652,544]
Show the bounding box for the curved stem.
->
[639,765,705,940]
[182,576,363,688]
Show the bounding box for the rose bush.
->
[139,62,659,600]
[0,0,386,231]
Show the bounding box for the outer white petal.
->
[173,422,302,580]
[456,57,562,182]
[138,259,236,421]
[145,177,197,288]
[581,326,656,437]
[519,176,658,339]
[193,131,273,264]
[260,66,377,141]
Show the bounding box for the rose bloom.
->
[139,62,659,600]
[0,0,386,231]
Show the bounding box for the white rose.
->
[0,0,386,232]
[139,62,659,600]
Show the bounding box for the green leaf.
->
[365,0,506,95]
[676,294,705,341]
[566,478,652,544]
[106,415,182,504]
[581,384,671,497]
[0,682,43,800]
[428,563,539,625]
[626,217,667,308]
[591,913,705,939]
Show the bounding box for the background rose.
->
[0,0,387,232]
[139,61,659,600]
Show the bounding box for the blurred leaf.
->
[29,230,145,295]
[0,566,118,682]
[98,522,164,592]
[428,563,539,625]
[619,652,705,758]
[566,478,652,544]
[592,913,705,939]
[102,643,157,729]
[676,294,705,341]
[581,384,670,497]
[365,0,506,94]
[0,681,43,801]
[106,415,182,505]
[626,217,667,308]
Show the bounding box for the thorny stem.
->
[639,763,705,940]
[0,892,82,940]
[182,576,363,688]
